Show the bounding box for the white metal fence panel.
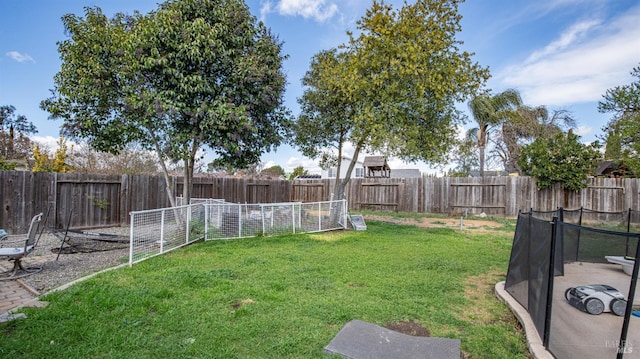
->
[300,200,348,233]
[203,200,347,240]
[261,202,301,237]
[129,203,206,265]
[129,199,348,265]
[204,202,302,240]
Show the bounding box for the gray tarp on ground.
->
[324,319,460,359]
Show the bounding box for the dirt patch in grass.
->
[363,215,505,233]
[460,270,506,325]
[459,271,532,358]
[384,320,431,337]
[231,298,254,311]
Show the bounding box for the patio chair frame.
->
[0,213,44,280]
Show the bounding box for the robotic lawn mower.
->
[565,284,627,316]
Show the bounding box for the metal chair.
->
[0,213,44,280]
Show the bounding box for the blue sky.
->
[1,0,639,174]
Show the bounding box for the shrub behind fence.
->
[129,199,348,265]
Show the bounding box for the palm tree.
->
[500,106,576,173]
[467,89,522,176]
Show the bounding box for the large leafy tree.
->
[0,105,37,167]
[41,0,290,205]
[518,131,601,191]
[296,49,356,197]
[296,0,489,200]
[598,64,640,176]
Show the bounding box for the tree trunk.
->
[182,140,200,205]
[332,134,344,200]
[146,126,177,209]
[182,159,191,205]
[479,145,485,177]
[334,143,363,201]
[478,124,488,177]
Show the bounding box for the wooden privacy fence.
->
[0,172,293,233]
[1,170,639,233]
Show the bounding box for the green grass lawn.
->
[0,221,528,358]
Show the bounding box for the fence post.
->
[261,204,266,236]
[543,217,558,348]
[204,203,209,241]
[318,202,322,232]
[238,204,242,238]
[160,209,165,253]
[129,212,134,266]
[579,206,584,226]
[575,207,582,262]
[218,203,222,231]
[292,203,296,234]
[343,199,348,229]
[617,233,640,358]
[557,208,565,274]
[558,207,563,222]
[186,205,191,244]
[626,208,632,257]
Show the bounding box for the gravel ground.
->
[18,227,130,294]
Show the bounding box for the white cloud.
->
[480,0,607,40]
[32,136,60,151]
[259,1,272,22]
[273,0,339,22]
[525,19,601,63]
[6,51,34,63]
[286,156,321,173]
[573,125,592,137]
[497,4,640,107]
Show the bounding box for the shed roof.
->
[594,160,614,176]
[363,156,389,169]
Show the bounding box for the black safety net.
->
[505,214,554,341]
[505,208,640,358]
